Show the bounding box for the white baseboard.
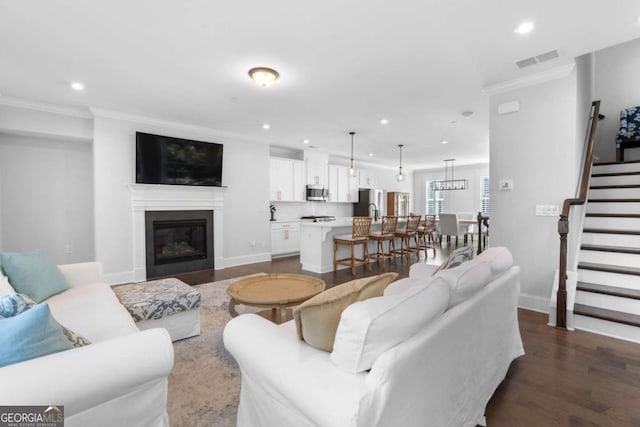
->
[519,292,549,314]
[103,270,136,286]
[222,252,271,269]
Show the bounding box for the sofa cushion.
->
[384,277,429,296]
[294,273,398,352]
[0,251,69,303]
[0,293,36,318]
[0,303,73,367]
[46,282,138,342]
[476,247,513,277]
[0,276,15,297]
[436,259,492,309]
[330,278,450,373]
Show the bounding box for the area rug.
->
[167,274,265,427]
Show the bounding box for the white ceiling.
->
[1,0,639,170]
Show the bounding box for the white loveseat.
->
[223,247,524,427]
[0,262,174,427]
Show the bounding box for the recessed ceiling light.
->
[70,82,84,91]
[303,139,310,144]
[380,118,389,125]
[514,21,534,34]
[368,152,374,157]
[441,140,448,144]
[262,124,270,130]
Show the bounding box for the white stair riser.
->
[575,291,640,314]
[592,163,640,174]
[574,315,640,344]
[586,202,640,214]
[591,175,640,186]
[581,232,640,247]
[578,268,640,290]
[579,249,640,268]
[588,188,640,199]
[583,216,640,230]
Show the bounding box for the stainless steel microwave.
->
[306,185,328,201]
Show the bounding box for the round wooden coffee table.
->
[226,274,325,324]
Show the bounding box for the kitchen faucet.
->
[368,203,379,221]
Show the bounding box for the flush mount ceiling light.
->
[262,123,270,130]
[396,144,406,182]
[431,159,468,191]
[248,67,280,87]
[348,131,357,176]
[70,82,84,91]
[380,118,389,125]
[441,139,448,144]
[514,21,534,34]
[303,139,310,144]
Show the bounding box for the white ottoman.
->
[114,278,201,341]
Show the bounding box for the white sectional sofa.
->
[224,247,524,427]
[0,262,174,427]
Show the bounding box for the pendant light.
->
[348,131,357,176]
[396,144,406,182]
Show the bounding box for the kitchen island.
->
[300,218,385,274]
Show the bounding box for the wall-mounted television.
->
[136,132,223,187]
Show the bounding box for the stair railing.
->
[476,211,489,255]
[556,100,601,328]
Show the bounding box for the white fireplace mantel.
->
[129,184,225,281]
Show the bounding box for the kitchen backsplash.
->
[271,202,353,220]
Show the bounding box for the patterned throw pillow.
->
[434,246,474,274]
[0,293,90,347]
[0,293,36,318]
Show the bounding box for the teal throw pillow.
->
[0,293,36,318]
[0,251,69,303]
[0,303,74,367]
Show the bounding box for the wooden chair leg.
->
[390,238,396,263]
[364,242,371,271]
[333,241,338,272]
[351,243,355,275]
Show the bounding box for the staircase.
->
[574,160,640,342]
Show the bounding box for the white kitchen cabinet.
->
[327,165,360,203]
[358,169,377,189]
[269,157,305,202]
[271,222,300,256]
[305,151,329,187]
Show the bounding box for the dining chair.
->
[438,213,467,247]
[334,216,373,275]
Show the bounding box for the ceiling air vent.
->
[515,49,560,68]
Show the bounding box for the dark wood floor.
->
[174,244,640,427]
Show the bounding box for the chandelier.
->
[431,159,468,191]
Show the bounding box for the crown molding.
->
[0,95,92,119]
[89,107,263,144]
[482,63,575,96]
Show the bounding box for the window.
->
[480,176,490,215]
[425,181,445,215]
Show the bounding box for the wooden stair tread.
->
[580,244,640,255]
[594,160,640,166]
[574,304,640,327]
[588,198,640,203]
[592,171,640,177]
[578,262,640,276]
[577,282,640,300]
[585,213,640,218]
[590,184,640,189]
[583,228,640,235]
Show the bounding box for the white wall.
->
[0,133,94,264]
[489,70,581,311]
[92,114,271,283]
[413,163,489,215]
[594,37,640,162]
